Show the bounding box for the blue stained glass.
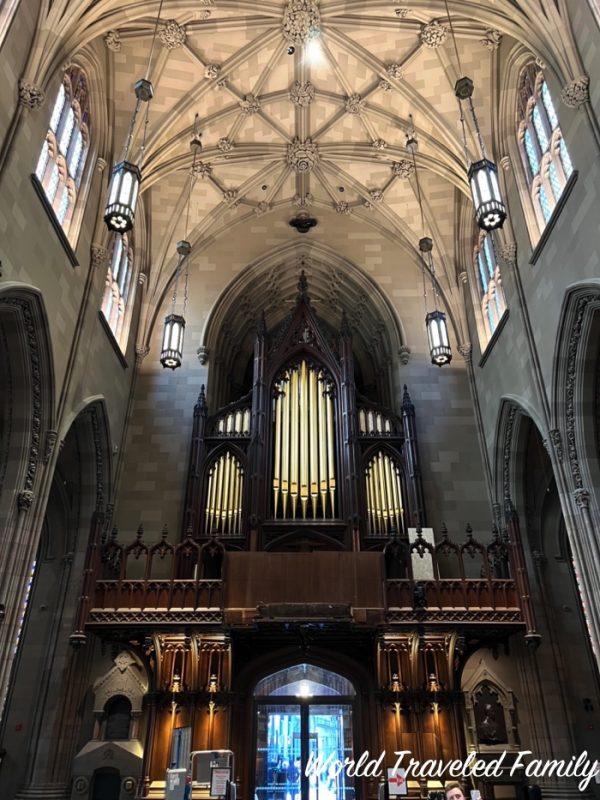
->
[548,161,562,201]
[477,253,488,293]
[541,81,558,129]
[35,139,49,181]
[487,305,496,333]
[533,105,549,152]
[524,129,540,175]
[539,184,553,222]
[483,236,495,278]
[560,137,573,178]
[50,84,65,132]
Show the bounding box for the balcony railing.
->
[74,521,535,635]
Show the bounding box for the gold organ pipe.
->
[318,374,328,517]
[309,368,319,518]
[365,468,374,533]
[227,457,236,534]
[281,375,290,518]
[300,361,309,519]
[290,368,299,518]
[391,463,402,533]
[222,453,231,533]
[383,454,394,533]
[206,467,216,534]
[373,454,384,534]
[326,385,335,517]
[215,455,225,532]
[236,469,244,534]
[273,392,282,518]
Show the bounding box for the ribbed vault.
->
[15,0,587,346]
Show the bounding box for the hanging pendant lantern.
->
[103,73,154,233]
[468,158,506,232]
[160,313,186,370]
[104,160,141,232]
[425,309,452,367]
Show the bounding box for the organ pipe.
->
[366,451,404,536]
[272,360,336,519]
[205,452,244,535]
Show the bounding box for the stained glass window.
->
[101,233,135,348]
[517,65,574,235]
[474,234,506,341]
[35,66,90,238]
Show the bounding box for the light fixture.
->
[408,118,452,367]
[104,4,164,233]
[444,1,506,231]
[160,115,201,370]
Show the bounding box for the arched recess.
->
[0,284,54,529]
[552,283,600,509]
[0,399,112,800]
[493,398,600,764]
[198,242,405,410]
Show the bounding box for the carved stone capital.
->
[18,80,45,109]
[561,75,589,108]
[135,346,150,365]
[548,428,563,461]
[91,244,109,270]
[17,490,35,512]
[458,270,468,285]
[458,343,472,362]
[96,156,107,173]
[481,29,502,51]
[43,430,58,464]
[499,155,511,172]
[498,242,517,268]
[138,272,147,286]
[573,488,590,509]
[197,345,209,365]
[398,345,411,365]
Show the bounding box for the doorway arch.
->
[252,664,356,800]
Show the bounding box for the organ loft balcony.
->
[76,521,534,639]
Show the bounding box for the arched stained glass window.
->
[474,234,506,341]
[101,233,136,350]
[35,66,90,238]
[517,63,574,237]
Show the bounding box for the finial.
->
[136,523,144,541]
[340,309,352,338]
[465,523,473,540]
[185,524,194,539]
[441,522,448,540]
[161,524,169,541]
[257,311,267,337]
[401,384,414,413]
[297,269,309,302]
[110,525,118,543]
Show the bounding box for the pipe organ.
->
[365,451,404,535]
[272,360,336,520]
[205,452,244,536]
[184,271,426,546]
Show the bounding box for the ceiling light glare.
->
[305,37,323,66]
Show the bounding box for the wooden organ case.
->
[183,272,427,550]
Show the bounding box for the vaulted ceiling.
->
[24,1,585,346]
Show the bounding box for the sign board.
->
[387,768,408,796]
[211,766,231,798]
[193,750,232,785]
[408,527,435,580]
[166,768,188,800]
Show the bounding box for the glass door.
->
[253,666,356,800]
[308,705,354,800]
[255,704,302,800]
